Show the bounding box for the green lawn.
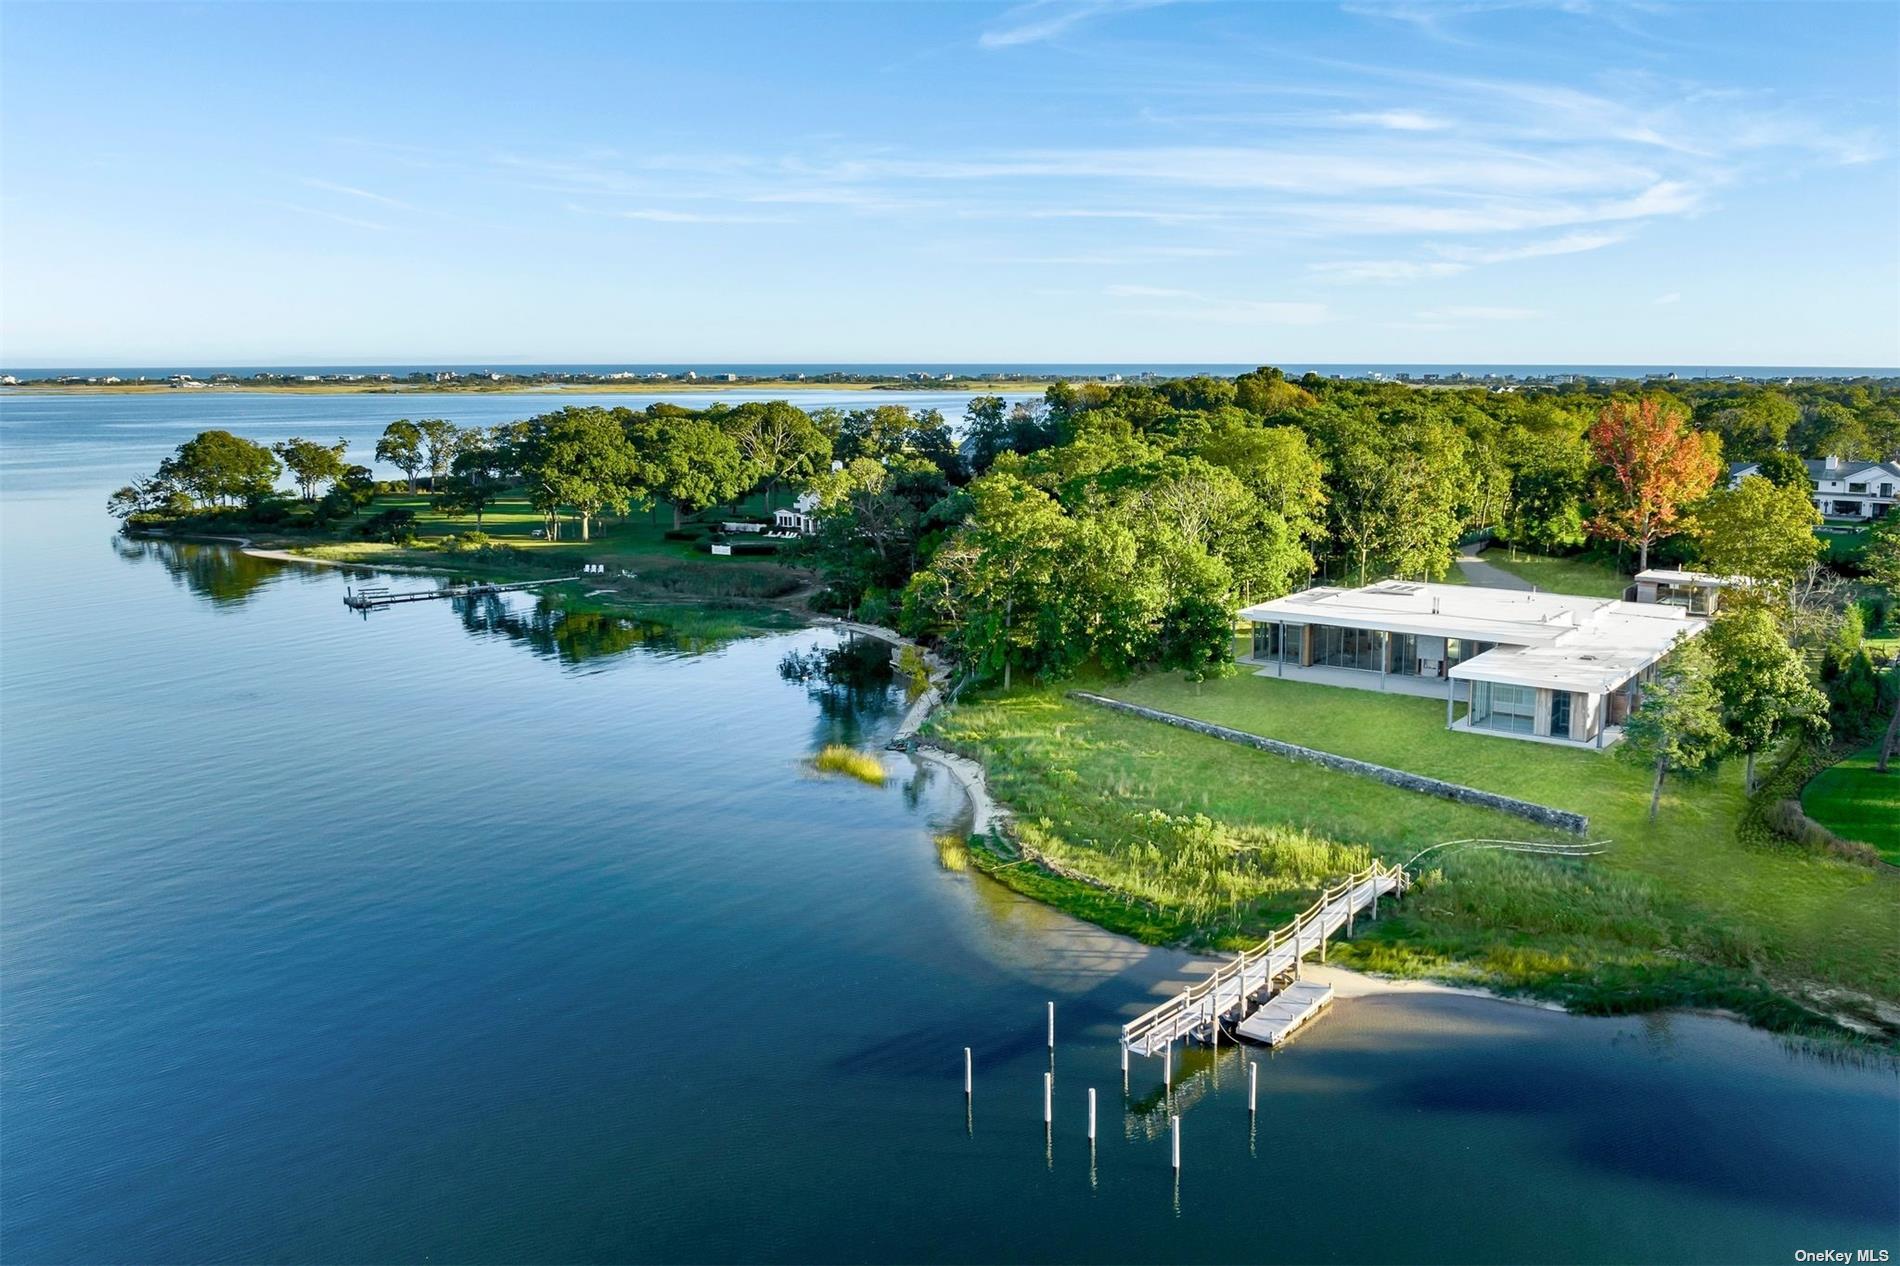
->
[280,491,812,600]
[934,667,1899,1034]
[1099,673,1899,1011]
[1803,742,1900,863]
[1479,549,1630,598]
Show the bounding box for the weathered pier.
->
[1121,859,1408,1058]
[343,577,577,612]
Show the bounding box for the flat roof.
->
[1634,568,1750,588]
[1239,580,1704,694]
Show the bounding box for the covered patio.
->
[1237,654,1451,700]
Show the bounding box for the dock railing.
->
[1120,859,1409,1058]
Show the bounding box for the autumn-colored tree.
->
[1586,398,1723,571]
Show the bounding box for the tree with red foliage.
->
[1586,398,1723,572]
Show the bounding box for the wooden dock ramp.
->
[1120,859,1407,1059]
[1235,981,1333,1046]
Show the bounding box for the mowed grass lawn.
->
[1803,743,1900,864]
[1102,672,1900,1008]
[287,491,812,598]
[1479,549,1630,598]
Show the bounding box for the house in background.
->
[1729,456,1900,519]
[772,491,821,535]
[1237,581,1708,749]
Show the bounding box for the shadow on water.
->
[111,535,304,608]
[1367,1017,1900,1225]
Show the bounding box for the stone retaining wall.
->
[1068,691,1589,836]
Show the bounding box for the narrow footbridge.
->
[344,577,576,612]
[1121,860,1409,1059]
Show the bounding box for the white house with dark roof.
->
[1728,456,1900,520]
[1237,581,1708,749]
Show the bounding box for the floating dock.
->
[1235,981,1333,1047]
[343,577,577,612]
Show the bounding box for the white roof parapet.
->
[1238,581,1705,695]
[1238,580,1689,647]
[1632,568,1752,588]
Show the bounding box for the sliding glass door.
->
[1471,681,1537,734]
[1313,625,1380,672]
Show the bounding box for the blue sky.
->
[2,1,1895,366]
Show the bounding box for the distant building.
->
[772,491,821,535]
[1729,455,1900,520]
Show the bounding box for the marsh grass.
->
[813,744,887,786]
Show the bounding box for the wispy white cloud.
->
[299,177,415,210]
[1336,108,1451,132]
[267,201,388,231]
[566,203,790,225]
[1311,260,1470,283]
[1434,230,1627,263]
[979,0,1178,49]
[1654,291,1682,305]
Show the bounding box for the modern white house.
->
[1728,456,1900,520]
[1237,581,1709,749]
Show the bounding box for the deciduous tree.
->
[1706,604,1827,791]
[1587,398,1722,571]
[1690,474,1823,593]
[1618,637,1729,822]
[158,430,281,506]
[271,436,349,502]
[376,420,427,492]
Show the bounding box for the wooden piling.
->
[1043,1072,1052,1124]
[1087,1088,1096,1141]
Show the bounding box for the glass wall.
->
[1472,681,1537,734]
[1313,624,1381,672]
[1389,632,1422,676]
[1446,638,1494,669]
[1250,622,1281,661]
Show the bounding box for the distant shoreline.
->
[0,379,1060,397]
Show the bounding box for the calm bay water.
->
[2,392,1896,1264]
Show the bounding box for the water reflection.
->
[112,535,300,608]
[450,593,739,665]
[779,635,903,745]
